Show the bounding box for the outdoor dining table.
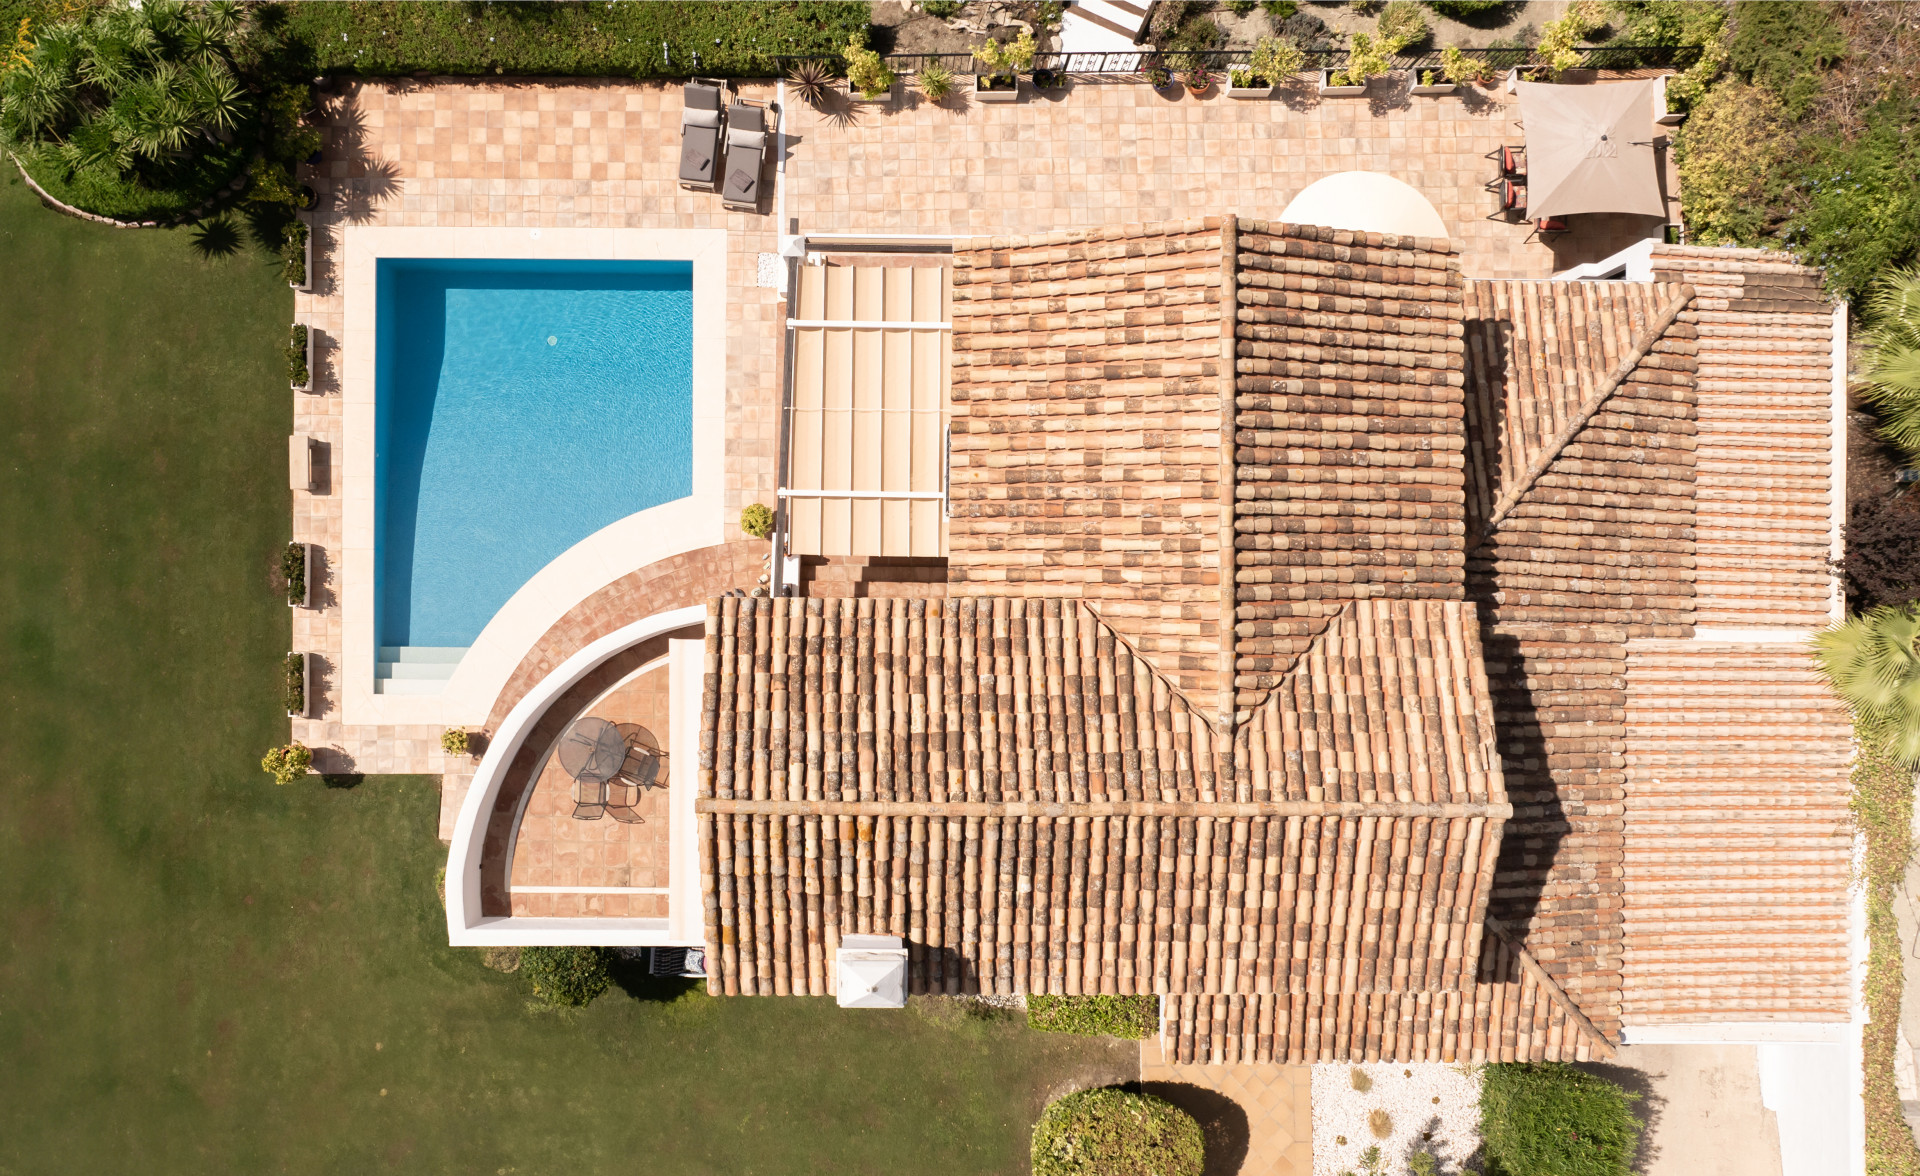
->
[557,716,627,786]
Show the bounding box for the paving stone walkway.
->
[1141,1038,1313,1175]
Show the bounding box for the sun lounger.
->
[678,78,727,192]
[720,99,770,212]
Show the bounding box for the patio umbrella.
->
[1516,79,1667,220]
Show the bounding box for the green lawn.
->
[0,174,1129,1174]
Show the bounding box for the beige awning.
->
[1517,79,1666,220]
[784,265,949,558]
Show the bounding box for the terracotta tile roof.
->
[946,220,1234,708]
[695,594,1537,1058]
[1620,641,1853,1022]
[1648,245,1839,628]
[946,218,1470,719]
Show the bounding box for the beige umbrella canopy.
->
[1516,79,1666,220]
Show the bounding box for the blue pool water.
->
[376,258,693,650]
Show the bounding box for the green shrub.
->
[1376,1,1430,51]
[260,742,312,786]
[1261,0,1299,18]
[1727,0,1846,121]
[1031,1087,1204,1176]
[974,28,1036,77]
[281,541,306,605]
[440,728,470,756]
[1421,0,1506,17]
[1675,80,1788,248]
[281,219,307,287]
[1439,43,1494,85]
[843,33,895,98]
[1027,994,1158,1039]
[739,502,774,539]
[1536,0,1601,78]
[1330,32,1393,87]
[1479,1062,1642,1176]
[1787,98,1920,303]
[521,945,614,1008]
[282,652,306,715]
[287,323,308,388]
[921,0,964,17]
[282,2,869,79]
[1226,0,1259,14]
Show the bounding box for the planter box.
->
[1318,69,1368,98]
[1410,79,1457,96]
[292,327,313,393]
[287,652,311,719]
[1227,80,1276,99]
[289,542,313,609]
[847,80,899,105]
[289,221,311,293]
[974,75,1022,103]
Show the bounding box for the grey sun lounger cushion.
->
[678,81,725,190]
[721,102,769,209]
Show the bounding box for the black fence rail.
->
[774,43,1702,78]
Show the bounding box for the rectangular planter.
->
[289,223,311,293]
[291,327,313,393]
[287,652,311,719]
[1227,81,1275,99]
[289,541,313,609]
[1410,81,1457,96]
[1318,70,1368,98]
[974,75,1021,103]
[847,80,899,105]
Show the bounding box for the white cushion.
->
[681,107,721,129]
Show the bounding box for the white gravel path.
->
[1311,1061,1483,1175]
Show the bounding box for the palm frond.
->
[1817,605,1920,767]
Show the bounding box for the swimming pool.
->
[375,258,693,692]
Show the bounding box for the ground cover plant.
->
[1848,711,1920,1176]
[281,1,867,79]
[1030,1087,1204,1176]
[1477,1061,1641,1176]
[0,174,1128,1175]
[1027,994,1158,1039]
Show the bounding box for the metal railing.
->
[775,43,1703,78]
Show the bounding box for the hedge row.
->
[1027,994,1158,1039]
[282,1,868,78]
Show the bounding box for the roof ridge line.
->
[1483,915,1618,1057]
[698,797,1515,820]
[1473,284,1696,545]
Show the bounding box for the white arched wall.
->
[445,606,707,947]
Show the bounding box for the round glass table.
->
[557,717,627,785]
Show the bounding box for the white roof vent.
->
[1280,171,1449,240]
[835,934,908,1009]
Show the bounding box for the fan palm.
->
[1815,605,1920,767]
[1861,266,1920,462]
[1,56,77,139]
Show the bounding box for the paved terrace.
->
[290,70,1680,780]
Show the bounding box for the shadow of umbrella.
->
[1136,1081,1251,1176]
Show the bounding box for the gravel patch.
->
[1312,1062,1483,1175]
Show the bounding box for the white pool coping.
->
[339,226,726,727]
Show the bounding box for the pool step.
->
[374,646,468,695]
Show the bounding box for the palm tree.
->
[1816,605,1920,767]
[1861,267,1920,463]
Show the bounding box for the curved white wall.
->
[444,606,706,946]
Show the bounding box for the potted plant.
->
[1320,32,1391,96]
[288,323,311,392]
[283,540,311,608]
[1416,45,1490,94]
[1229,35,1305,98]
[916,61,955,102]
[441,728,472,758]
[1031,66,1068,93]
[283,219,310,292]
[1146,64,1174,91]
[1183,66,1212,96]
[973,29,1034,103]
[740,503,774,539]
[844,34,898,103]
[285,652,310,719]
